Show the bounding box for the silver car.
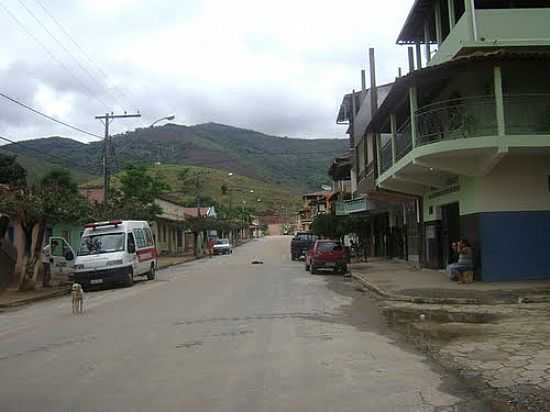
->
[213,239,232,255]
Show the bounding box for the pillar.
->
[494,66,506,136]
[409,86,418,148]
[434,0,443,45]
[390,114,397,164]
[424,20,431,63]
[448,0,456,28]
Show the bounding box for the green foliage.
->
[3,123,348,192]
[84,164,302,215]
[0,169,89,228]
[119,164,171,204]
[0,153,27,188]
[90,165,171,222]
[38,170,89,225]
[311,214,371,244]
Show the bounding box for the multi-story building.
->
[296,191,332,231]
[339,0,550,281]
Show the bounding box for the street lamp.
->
[149,115,175,128]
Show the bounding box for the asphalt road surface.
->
[0,236,488,411]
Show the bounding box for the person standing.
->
[207,238,214,258]
[41,242,52,288]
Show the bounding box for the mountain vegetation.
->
[83,164,303,215]
[1,123,348,191]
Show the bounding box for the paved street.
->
[0,236,488,411]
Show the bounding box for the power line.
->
[15,0,125,111]
[0,1,111,111]
[32,0,134,106]
[0,91,103,140]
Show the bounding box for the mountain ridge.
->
[2,123,349,191]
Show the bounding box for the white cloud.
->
[0,0,414,142]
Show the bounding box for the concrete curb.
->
[158,256,199,270]
[0,288,70,310]
[351,271,487,305]
[352,271,550,305]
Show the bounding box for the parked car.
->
[213,238,232,255]
[290,232,318,260]
[49,220,157,289]
[305,240,348,275]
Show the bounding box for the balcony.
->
[430,8,550,66]
[377,94,550,193]
[335,197,369,216]
[416,96,498,146]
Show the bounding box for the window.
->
[134,229,147,249]
[62,230,71,243]
[78,233,125,256]
[144,228,154,247]
[318,242,341,252]
[127,232,136,252]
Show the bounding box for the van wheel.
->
[147,263,156,280]
[126,268,134,287]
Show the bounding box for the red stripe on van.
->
[137,247,156,262]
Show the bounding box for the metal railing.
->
[416,96,497,146]
[335,198,368,216]
[380,141,393,174]
[395,120,413,160]
[504,94,550,135]
[377,94,550,174]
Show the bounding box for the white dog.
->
[71,283,84,314]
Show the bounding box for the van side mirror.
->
[64,250,74,261]
[128,243,136,254]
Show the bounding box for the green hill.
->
[2,123,348,191]
[83,164,302,215]
[0,145,95,183]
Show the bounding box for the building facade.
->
[340,0,550,281]
[296,191,332,232]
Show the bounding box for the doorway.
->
[441,202,460,267]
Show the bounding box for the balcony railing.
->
[378,94,550,175]
[335,197,368,216]
[380,141,393,174]
[416,96,497,146]
[396,120,412,160]
[504,94,550,135]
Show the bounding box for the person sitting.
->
[446,240,473,281]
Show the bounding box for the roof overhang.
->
[396,0,438,44]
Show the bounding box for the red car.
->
[305,240,348,275]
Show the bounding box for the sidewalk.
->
[351,258,550,304]
[0,285,69,309]
[353,258,550,409]
[157,254,197,269]
[381,299,550,410]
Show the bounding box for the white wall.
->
[476,155,550,212]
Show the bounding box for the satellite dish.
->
[321,185,331,191]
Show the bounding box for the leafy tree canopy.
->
[0,153,27,188]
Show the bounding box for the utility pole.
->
[95,112,141,203]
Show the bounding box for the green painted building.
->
[338,0,550,281]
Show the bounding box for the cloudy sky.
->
[0,0,414,143]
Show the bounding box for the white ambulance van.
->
[49,220,157,289]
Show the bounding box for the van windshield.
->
[78,233,125,256]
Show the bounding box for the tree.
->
[0,153,26,188]
[311,214,350,240]
[0,169,89,290]
[92,165,171,222]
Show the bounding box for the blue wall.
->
[480,211,550,281]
